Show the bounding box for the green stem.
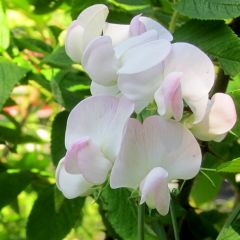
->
[169,10,178,33]
[217,203,240,239]
[170,200,180,240]
[138,203,145,240]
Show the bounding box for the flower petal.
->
[118,39,171,102]
[140,167,170,215]
[82,36,118,86]
[90,82,119,96]
[103,22,130,46]
[65,96,134,161]
[55,159,93,199]
[64,138,112,184]
[154,72,183,121]
[139,16,173,41]
[191,93,237,141]
[114,30,158,58]
[185,94,209,124]
[130,14,146,36]
[164,43,215,102]
[110,116,201,189]
[65,4,109,62]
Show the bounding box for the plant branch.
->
[138,203,145,240]
[170,199,180,240]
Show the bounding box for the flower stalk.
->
[170,199,180,240]
[138,203,145,240]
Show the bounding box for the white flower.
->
[110,116,202,215]
[55,96,134,198]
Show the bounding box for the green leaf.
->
[14,37,52,53]
[0,171,33,209]
[191,153,223,206]
[43,47,73,68]
[51,111,68,166]
[0,58,29,110]
[175,0,240,20]
[100,186,138,240]
[0,126,42,145]
[217,157,240,173]
[0,1,10,51]
[174,20,240,76]
[28,0,64,14]
[51,70,90,110]
[217,204,240,240]
[27,185,85,240]
[217,221,240,240]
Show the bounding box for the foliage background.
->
[0,0,240,239]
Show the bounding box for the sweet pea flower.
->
[153,43,215,123]
[110,116,202,215]
[65,4,173,112]
[56,96,134,199]
[65,4,173,63]
[190,93,237,142]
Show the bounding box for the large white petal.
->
[103,22,130,46]
[65,96,134,161]
[139,16,173,41]
[118,39,171,102]
[154,72,183,121]
[82,36,118,86]
[55,159,93,199]
[110,116,201,189]
[114,30,158,58]
[191,93,237,141]
[140,167,170,216]
[90,82,119,96]
[65,4,109,62]
[164,43,215,102]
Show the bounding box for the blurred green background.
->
[0,0,240,239]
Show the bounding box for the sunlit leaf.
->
[27,185,85,240]
[175,0,240,20]
[217,158,240,173]
[0,58,29,110]
[0,171,33,209]
[0,1,10,51]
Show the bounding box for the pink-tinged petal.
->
[55,159,93,199]
[90,82,119,96]
[65,96,134,161]
[110,116,201,189]
[130,14,146,36]
[82,36,118,86]
[65,4,109,62]
[117,39,171,102]
[191,93,237,141]
[139,16,173,41]
[164,43,215,103]
[103,22,130,46]
[140,167,170,216]
[114,30,158,58]
[154,72,183,121]
[64,138,112,184]
[64,137,90,174]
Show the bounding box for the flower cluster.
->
[56,4,237,215]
